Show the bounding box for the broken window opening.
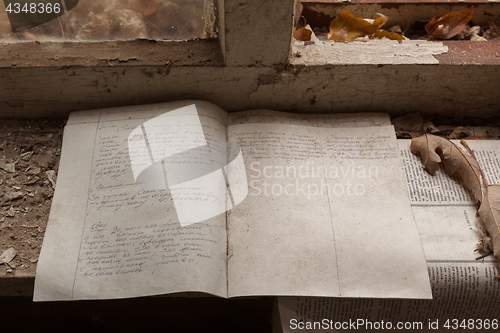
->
[294,1,499,42]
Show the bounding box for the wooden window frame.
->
[0,0,498,119]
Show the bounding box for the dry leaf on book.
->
[425,6,474,40]
[410,134,482,202]
[412,134,500,277]
[478,185,500,268]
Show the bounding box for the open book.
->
[33,100,432,301]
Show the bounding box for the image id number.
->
[6,2,61,14]
[444,319,498,330]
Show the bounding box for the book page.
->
[226,121,431,298]
[34,101,229,301]
[277,139,500,332]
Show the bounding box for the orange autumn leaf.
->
[294,27,312,41]
[371,30,406,41]
[328,10,387,42]
[425,6,474,39]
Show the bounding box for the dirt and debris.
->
[0,118,65,277]
[0,247,16,264]
[392,113,500,140]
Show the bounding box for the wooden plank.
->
[222,0,295,66]
[0,39,224,69]
[0,64,498,118]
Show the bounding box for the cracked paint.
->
[290,39,449,65]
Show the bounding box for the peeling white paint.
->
[291,39,449,65]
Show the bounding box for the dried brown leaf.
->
[328,10,387,42]
[410,134,482,202]
[478,184,500,263]
[294,27,312,41]
[371,29,406,41]
[425,7,474,40]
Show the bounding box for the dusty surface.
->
[0,118,65,277]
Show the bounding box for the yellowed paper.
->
[227,124,431,298]
[34,101,229,301]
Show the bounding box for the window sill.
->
[291,39,500,65]
[0,38,224,69]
